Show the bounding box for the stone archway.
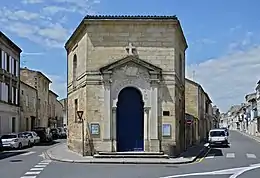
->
[116,87,144,152]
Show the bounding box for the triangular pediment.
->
[100,55,162,74]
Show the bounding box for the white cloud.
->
[186,45,260,112]
[0,0,99,48]
[22,0,43,4]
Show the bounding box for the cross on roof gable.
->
[100,56,162,74]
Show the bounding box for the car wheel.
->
[18,143,22,149]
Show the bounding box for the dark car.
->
[0,138,3,152]
[32,127,53,142]
[50,128,60,140]
[220,127,229,136]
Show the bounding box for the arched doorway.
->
[116,87,144,152]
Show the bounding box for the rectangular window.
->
[15,88,18,105]
[26,118,29,131]
[11,86,14,104]
[6,53,10,72]
[163,111,170,116]
[15,60,18,77]
[7,84,10,103]
[1,51,4,69]
[26,94,29,106]
[12,117,16,133]
[74,99,78,122]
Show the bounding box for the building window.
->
[26,118,29,131]
[72,54,77,88]
[6,54,10,72]
[21,90,24,95]
[13,58,16,76]
[74,99,78,122]
[163,111,170,116]
[12,117,16,132]
[26,95,29,107]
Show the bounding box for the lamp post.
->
[77,110,85,156]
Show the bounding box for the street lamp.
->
[77,110,85,156]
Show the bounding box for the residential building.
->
[0,31,21,134]
[55,100,64,127]
[66,15,187,156]
[48,90,58,128]
[212,105,220,128]
[20,81,37,131]
[245,92,258,135]
[59,98,68,127]
[20,67,51,128]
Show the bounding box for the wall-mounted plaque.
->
[162,124,171,137]
[90,123,100,135]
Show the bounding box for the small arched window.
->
[72,54,77,88]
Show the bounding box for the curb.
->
[236,130,260,143]
[44,144,209,165]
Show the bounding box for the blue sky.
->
[0,0,260,112]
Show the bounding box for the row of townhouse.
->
[185,78,220,147]
[0,31,65,135]
[220,80,260,136]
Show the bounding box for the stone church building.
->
[66,15,188,156]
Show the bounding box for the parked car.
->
[1,133,30,149]
[220,127,229,136]
[50,128,60,139]
[23,131,40,145]
[0,138,3,152]
[208,129,229,147]
[57,127,67,139]
[32,127,53,142]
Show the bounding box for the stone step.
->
[98,151,165,155]
[93,154,169,159]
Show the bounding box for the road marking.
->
[205,156,214,159]
[196,148,212,163]
[38,162,50,165]
[25,172,41,175]
[21,151,35,156]
[246,153,257,158]
[20,176,37,178]
[30,168,44,171]
[34,165,47,168]
[41,159,52,163]
[226,153,235,158]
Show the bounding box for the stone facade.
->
[20,81,37,131]
[48,90,58,127]
[66,15,187,156]
[20,68,51,127]
[185,78,213,144]
[0,31,21,135]
[59,98,68,127]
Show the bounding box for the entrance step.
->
[94,152,169,159]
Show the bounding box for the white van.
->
[208,129,229,147]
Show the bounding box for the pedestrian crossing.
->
[205,153,258,159]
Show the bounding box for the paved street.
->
[0,140,64,178]
[2,131,260,178]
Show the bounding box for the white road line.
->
[30,168,44,171]
[20,176,37,178]
[205,156,214,159]
[25,172,41,175]
[20,151,35,156]
[41,160,52,163]
[226,153,235,158]
[246,153,257,158]
[38,162,50,165]
[34,165,47,168]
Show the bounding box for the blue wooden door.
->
[116,87,144,152]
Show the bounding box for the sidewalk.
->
[236,130,260,143]
[44,143,209,164]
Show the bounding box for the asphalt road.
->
[2,131,260,178]
[0,139,64,178]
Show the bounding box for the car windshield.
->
[1,135,17,139]
[24,132,33,136]
[210,131,226,137]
